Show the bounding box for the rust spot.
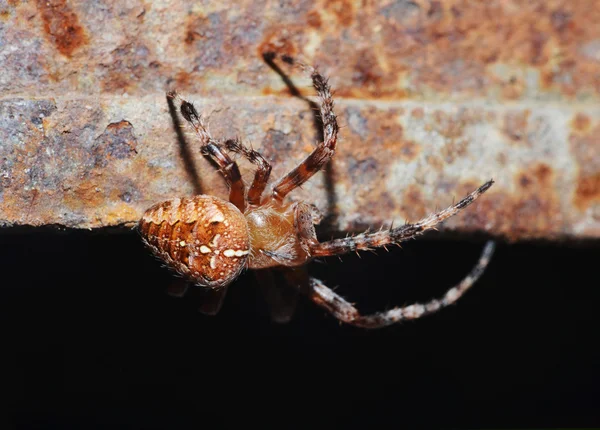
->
[0,10,10,21]
[575,173,600,210]
[534,164,552,183]
[427,1,443,20]
[503,110,531,145]
[100,42,153,93]
[307,10,322,28]
[411,108,424,120]
[517,163,553,190]
[571,113,591,133]
[65,178,105,212]
[402,184,427,220]
[518,173,533,189]
[93,121,138,168]
[397,140,420,162]
[185,14,208,45]
[257,29,297,60]
[37,0,88,58]
[174,70,192,91]
[569,120,600,211]
[326,0,354,27]
[351,50,384,93]
[440,139,468,164]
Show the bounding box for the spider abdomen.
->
[138,195,251,288]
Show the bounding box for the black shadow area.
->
[1,231,598,428]
[166,93,203,195]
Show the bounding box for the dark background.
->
[2,229,598,428]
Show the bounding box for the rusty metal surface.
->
[1,0,599,240]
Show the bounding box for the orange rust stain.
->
[174,70,192,90]
[402,184,427,220]
[431,110,468,140]
[503,110,531,145]
[105,202,140,224]
[571,113,591,133]
[501,75,527,100]
[517,163,553,189]
[534,163,552,183]
[575,173,600,210]
[184,14,208,45]
[64,178,105,211]
[440,139,468,164]
[411,108,425,120]
[326,0,354,27]
[0,10,10,21]
[569,120,600,211]
[396,140,421,162]
[351,50,383,90]
[517,164,551,189]
[335,50,406,99]
[102,74,131,92]
[257,29,298,60]
[36,0,88,58]
[307,10,322,28]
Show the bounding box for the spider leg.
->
[222,138,272,206]
[166,279,190,298]
[294,202,321,253]
[197,286,229,316]
[306,240,495,329]
[167,91,246,212]
[267,53,339,202]
[255,268,300,324]
[310,180,494,257]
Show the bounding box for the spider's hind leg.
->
[305,241,496,329]
[166,279,190,298]
[197,286,229,316]
[255,268,300,324]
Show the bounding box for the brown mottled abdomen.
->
[138,195,250,288]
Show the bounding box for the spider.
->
[138,52,495,329]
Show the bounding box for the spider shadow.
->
[166,93,203,195]
[262,52,339,232]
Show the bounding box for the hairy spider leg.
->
[254,268,301,323]
[166,279,190,298]
[307,240,495,328]
[197,285,230,316]
[310,180,494,257]
[221,138,272,206]
[267,53,339,202]
[167,91,246,212]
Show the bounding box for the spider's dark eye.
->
[180,101,200,123]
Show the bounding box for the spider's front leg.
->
[266,53,339,202]
[307,241,496,328]
[167,91,246,212]
[309,180,494,257]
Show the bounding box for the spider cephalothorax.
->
[138,53,495,329]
